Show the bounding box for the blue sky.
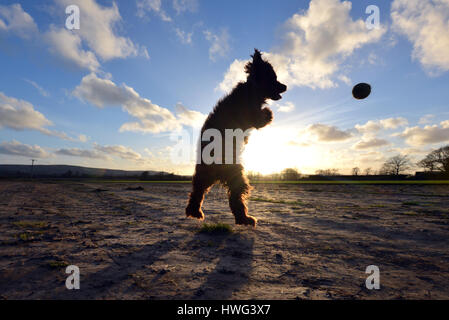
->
[1,0,449,175]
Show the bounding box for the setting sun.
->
[242,127,321,175]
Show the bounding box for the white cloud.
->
[136,0,198,20]
[0,140,50,158]
[59,0,145,60]
[275,0,386,88]
[0,92,52,132]
[73,73,137,107]
[353,138,391,150]
[357,151,386,164]
[0,92,77,141]
[216,59,247,93]
[338,75,351,85]
[94,144,142,160]
[271,101,295,113]
[396,120,449,146]
[218,0,385,92]
[356,117,409,133]
[366,53,379,65]
[24,79,50,97]
[204,29,230,62]
[173,0,198,14]
[175,103,207,127]
[389,147,430,156]
[72,73,206,134]
[55,144,143,161]
[144,148,153,157]
[137,0,172,21]
[45,26,100,72]
[2,1,148,71]
[78,134,89,142]
[55,147,107,159]
[307,123,353,142]
[0,3,38,39]
[355,120,382,133]
[175,28,193,44]
[391,0,449,75]
[380,117,409,129]
[44,0,148,71]
[419,114,436,124]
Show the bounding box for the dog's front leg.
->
[253,107,273,129]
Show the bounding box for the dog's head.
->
[245,49,287,101]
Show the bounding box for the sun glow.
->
[242,127,322,175]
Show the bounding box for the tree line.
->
[248,145,449,181]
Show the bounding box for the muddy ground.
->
[0,181,448,300]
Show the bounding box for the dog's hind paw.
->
[186,206,205,220]
[235,215,257,227]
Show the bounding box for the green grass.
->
[17,232,34,241]
[83,180,449,185]
[13,221,48,229]
[47,260,69,269]
[369,204,388,208]
[87,180,191,184]
[250,180,449,185]
[198,223,233,234]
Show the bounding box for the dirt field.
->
[0,181,448,300]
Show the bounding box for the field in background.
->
[62,180,449,185]
[1,181,448,299]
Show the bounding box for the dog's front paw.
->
[186,205,205,220]
[255,108,273,128]
[262,107,273,123]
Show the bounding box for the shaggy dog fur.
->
[186,49,287,226]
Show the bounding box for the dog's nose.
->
[278,83,287,93]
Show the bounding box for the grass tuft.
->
[47,260,69,269]
[17,232,34,242]
[13,221,48,229]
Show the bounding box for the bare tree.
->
[316,168,340,176]
[352,167,360,176]
[281,168,300,181]
[381,155,411,175]
[418,145,449,174]
[140,171,149,180]
[364,167,372,176]
[417,157,436,172]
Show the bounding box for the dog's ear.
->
[245,49,263,75]
[252,49,262,63]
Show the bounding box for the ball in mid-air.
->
[352,83,371,100]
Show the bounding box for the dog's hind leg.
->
[226,167,256,227]
[186,167,215,220]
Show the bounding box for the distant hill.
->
[0,164,162,178]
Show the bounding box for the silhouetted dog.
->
[186,49,287,226]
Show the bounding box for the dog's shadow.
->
[54,231,254,299]
[187,231,254,300]
[54,239,178,299]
